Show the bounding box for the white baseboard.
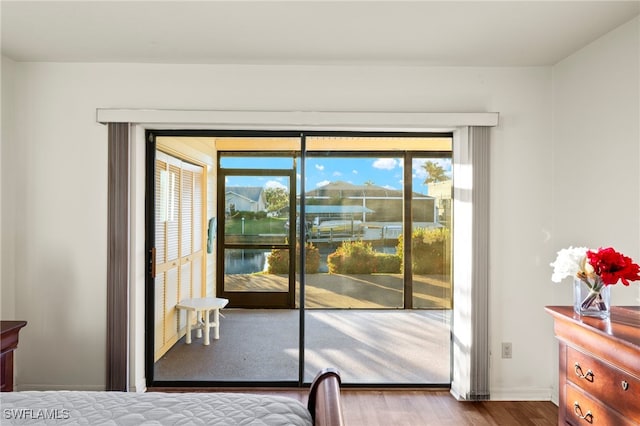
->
[489,387,555,401]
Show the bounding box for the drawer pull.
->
[621,380,629,391]
[573,402,593,423]
[574,362,594,382]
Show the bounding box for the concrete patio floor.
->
[225,273,452,309]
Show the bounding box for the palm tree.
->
[422,161,448,184]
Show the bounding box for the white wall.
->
[1,55,18,320]
[550,16,640,401]
[1,59,110,389]
[8,45,614,398]
[4,15,635,399]
[1,10,636,395]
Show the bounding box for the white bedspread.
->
[1,391,313,425]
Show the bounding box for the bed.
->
[1,369,344,426]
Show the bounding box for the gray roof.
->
[297,205,374,214]
[226,186,263,202]
[306,180,432,199]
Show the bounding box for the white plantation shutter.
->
[192,256,203,300]
[155,159,167,265]
[167,163,180,262]
[180,264,192,303]
[189,165,204,302]
[164,268,179,345]
[193,169,203,253]
[154,273,165,354]
[181,168,193,255]
[154,151,206,360]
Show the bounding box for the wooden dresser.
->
[1,320,27,392]
[546,306,640,426]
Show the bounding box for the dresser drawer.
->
[567,347,640,422]
[565,383,635,426]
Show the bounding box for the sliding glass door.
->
[148,132,453,386]
[302,136,453,384]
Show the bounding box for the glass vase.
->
[573,277,610,319]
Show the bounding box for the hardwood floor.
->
[339,390,557,426]
[210,388,558,425]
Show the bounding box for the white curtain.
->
[451,126,491,400]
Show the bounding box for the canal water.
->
[225,244,398,274]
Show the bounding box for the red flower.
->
[586,247,640,286]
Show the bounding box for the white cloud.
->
[373,158,398,170]
[412,158,452,179]
[264,180,287,190]
[413,165,428,180]
[383,184,397,190]
[316,180,331,187]
[352,169,358,174]
[315,164,324,171]
[333,171,342,177]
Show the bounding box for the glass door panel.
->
[410,157,452,309]
[224,248,289,292]
[302,137,453,386]
[303,151,407,384]
[302,155,405,309]
[152,137,301,384]
[218,153,295,308]
[210,148,299,383]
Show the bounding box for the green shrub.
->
[374,253,401,273]
[327,240,377,274]
[398,227,451,275]
[326,250,343,274]
[267,242,320,274]
[304,243,321,273]
[238,211,255,220]
[267,248,289,274]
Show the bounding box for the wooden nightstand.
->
[546,306,639,426]
[1,320,27,392]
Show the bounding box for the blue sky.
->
[223,157,452,195]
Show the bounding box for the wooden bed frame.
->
[308,368,345,426]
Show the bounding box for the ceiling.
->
[2,1,639,66]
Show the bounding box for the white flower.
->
[550,246,588,283]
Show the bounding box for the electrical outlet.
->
[501,342,512,359]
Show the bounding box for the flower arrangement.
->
[551,246,640,313]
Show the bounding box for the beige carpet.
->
[154,309,451,385]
